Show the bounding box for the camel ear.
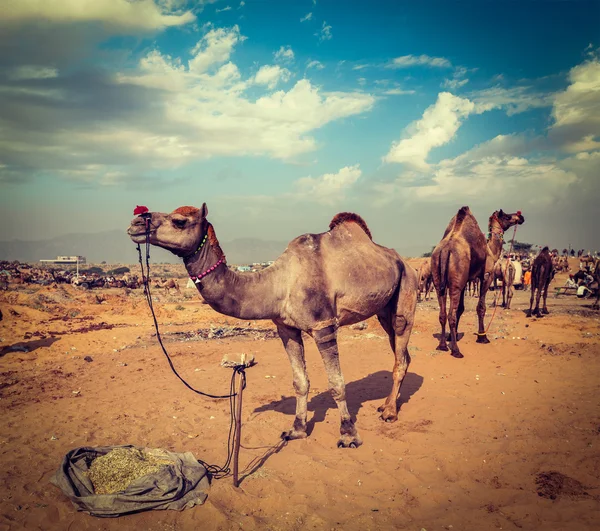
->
[498,209,504,217]
[200,203,208,219]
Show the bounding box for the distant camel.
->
[128,204,417,448]
[417,259,433,301]
[527,247,553,317]
[467,278,480,298]
[493,258,516,309]
[431,207,524,358]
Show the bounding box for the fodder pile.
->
[88,448,174,495]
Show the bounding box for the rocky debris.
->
[350,322,368,331]
[155,326,278,342]
[84,356,94,362]
[221,352,257,368]
[535,471,589,500]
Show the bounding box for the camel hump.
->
[329,212,373,240]
[542,246,549,252]
[456,206,471,222]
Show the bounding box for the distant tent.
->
[186,278,195,289]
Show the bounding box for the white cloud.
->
[470,85,553,115]
[384,92,477,169]
[383,88,416,96]
[188,25,245,74]
[295,164,362,204]
[3,0,196,31]
[306,60,324,70]
[387,55,451,69]
[216,6,232,13]
[9,65,59,80]
[316,21,332,42]
[300,12,313,22]
[411,155,577,205]
[0,25,376,180]
[549,58,600,152]
[441,67,470,90]
[253,65,291,89]
[274,45,295,63]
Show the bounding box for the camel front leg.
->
[276,323,309,441]
[527,285,536,317]
[313,326,361,448]
[476,273,493,344]
[506,283,513,309]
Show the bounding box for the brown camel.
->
[154,278,181,294]
[128,204,418,448]
[431,207,524,358]
[417,259,433,301]
[527,247,554,317]
[493,257,516,309]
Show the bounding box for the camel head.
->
[127,204,208,258]
[492,209,525,231]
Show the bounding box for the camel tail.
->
[438,248,451,297]
[329,212,373,240]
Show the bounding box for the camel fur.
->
[431,207,524,358]
[128,204,418,448]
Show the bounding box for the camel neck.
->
[487,218,505,260]
[183,226,281,320]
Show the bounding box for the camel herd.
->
[127,203,600,448]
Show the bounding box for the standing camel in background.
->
[431,207,524,358]
[417,259,433,301]
[494,258,516,309]
[527,247,554,317]
[128,204,417,448]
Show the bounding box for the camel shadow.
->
[0,337,60,358]
[253,371,424,436]
[433,332,465,342]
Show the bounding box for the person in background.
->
[565,274,577,289]
[523,269,532,291]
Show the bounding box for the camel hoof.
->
[542,309,549,315]
[436,345,449,352]
[451,351,464,359]
[476,335,490,344]
[526,312,531,318]
[281,430,307,441]
[337,436,362,449]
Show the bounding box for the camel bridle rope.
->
[134,211,245,481]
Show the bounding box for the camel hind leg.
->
[376,265,417,422]
[447,286,465,358]
[276,323,309,441]
[313,325,362,448]
[436,291,449,351]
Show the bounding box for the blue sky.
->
[1,0,599,256]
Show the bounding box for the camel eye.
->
[173,219,187,229]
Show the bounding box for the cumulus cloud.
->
[0,24,375,184]
[387,54,451,69]
[3,0,196,30]
[549,58,600,152]
[295,165,362,204]
[383,92,477,169]
[253,64,291,89]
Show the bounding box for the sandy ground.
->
[1,260,599,531]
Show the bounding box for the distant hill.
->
[0,230,289,265]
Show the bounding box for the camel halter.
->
[184,229,227,283]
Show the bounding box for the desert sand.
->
[1,259,599,530]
